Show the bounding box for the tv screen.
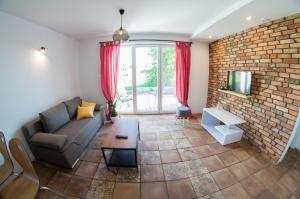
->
[227,71,252,95]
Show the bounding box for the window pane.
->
[162,47,178,111]
[117,46,133,113]
[136,47,159,112]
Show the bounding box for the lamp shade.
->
[113,27,130,41]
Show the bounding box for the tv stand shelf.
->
[218,89,252,99]
[201,108,246,145]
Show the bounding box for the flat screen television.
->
[227,71,252,95]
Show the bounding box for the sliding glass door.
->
[136,47,159,112]
[117,44,178,114]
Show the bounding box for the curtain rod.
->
[128,39,192,44]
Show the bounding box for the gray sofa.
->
[23,97,105,169]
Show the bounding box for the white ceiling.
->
[0,0,299,41]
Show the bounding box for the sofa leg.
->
[71,158,79,169]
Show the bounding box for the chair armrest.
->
[30,132,67,150]
[95,104,105,111]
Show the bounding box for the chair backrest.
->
[9,138,38,179]
[0,132,14,185]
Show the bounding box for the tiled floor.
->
[35,114,300,199]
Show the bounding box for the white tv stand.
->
[201,108,246,145]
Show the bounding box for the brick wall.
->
[208,13,300,161]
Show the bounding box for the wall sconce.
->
[39,46,46,54]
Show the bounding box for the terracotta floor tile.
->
[47,171,72,193]
[186,159,209,177]
[32,115,300,199]
[268,182,292,199]
[231,148,250,161]
[222,183,251,199]
[255,190,277,199]
[201,155,225,172]
[141,141,159,151]
[183,129,205,138]
[255,168,279,188]
[64,176,91,198]
[199,191,224,199]
[160,149,181,163]
[228,162,251,181]
[141,164,164,182]
[75,161,98,178]
[112,183,140,199]
[80,149,102,163]
[116,166,140,182]
[190,173,219,197]
[171,131,186,139]
[211,168,237,189]
[278,172,299,193]
[287,168,300,183]
[141,182,168,199]
[188,135,216,147]
[241,156,265,174]
[157,132,172,140]
[166,178,197,199]
[163,162,189,180]
[141,133,157,141]
[217,151,240,166]
[178,148,199,161]
[33,162,58,185]
[173,138,192,149]
[36,190,65,199]
[240,176,266,198]
[87,179,115,199]
[141,151,161,164]
[195,145,215,158]
[208,143,230,154]
[158,140,176,150]
[94,163,117,181]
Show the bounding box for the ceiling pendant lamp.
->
[113,9,130,41]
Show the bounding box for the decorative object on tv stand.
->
[109,101,118,123]
[113,9,130,41]
[219,80,227,90]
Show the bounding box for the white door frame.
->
[120,43,176,114]
[277,108,300,164]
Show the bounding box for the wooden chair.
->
[0,132,63,199]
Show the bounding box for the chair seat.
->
[0,173,39,199]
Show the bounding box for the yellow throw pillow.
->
[81,101,96,110]
[77,106,94,120]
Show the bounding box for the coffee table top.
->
[101,119,139,149]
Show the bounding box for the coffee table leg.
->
[101,148,110,171]
[134,149,138,172]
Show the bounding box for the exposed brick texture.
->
[208,13,300,161]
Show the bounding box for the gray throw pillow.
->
[63,96,81,119]
[39,103,70,133]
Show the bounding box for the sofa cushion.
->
[39,103,70,133]
[63,97,81,119]
[56,112,101,148]
[30,132,67,150]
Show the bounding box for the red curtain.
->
[100,41,120,118]
[176,41,191,106]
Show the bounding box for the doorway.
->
[117,44,179,114]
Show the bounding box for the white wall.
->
[188,42,209,113]
[0,11,81,158]
[79,34,209,113]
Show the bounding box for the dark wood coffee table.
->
[101,119,140,171]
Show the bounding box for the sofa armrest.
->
[95,103,105,111]
[30,132,67,150]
